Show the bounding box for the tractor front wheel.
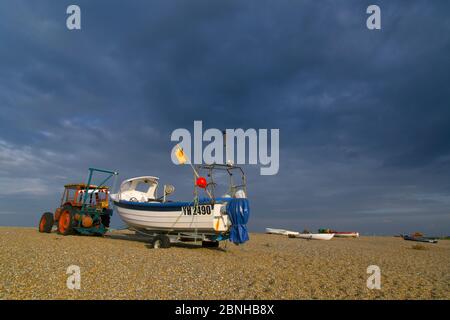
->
[38,212,54,233]
[58,207,74,235]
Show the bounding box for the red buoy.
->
[196,177,207,189]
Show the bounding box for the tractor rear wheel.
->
[38,212,54,233]
[58,207,74,235]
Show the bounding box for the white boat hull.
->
[265,228,300,236]
[266,228,287,235]
[114,200,231,234]
[290,233,335,240]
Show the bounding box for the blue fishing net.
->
[226,198,250,244]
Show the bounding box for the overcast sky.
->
[0,0,449,235]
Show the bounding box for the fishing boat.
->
[288,233,335,240]
[111,164,250,247]
[334,232,359,238]
[265,228,287,235]
[403,235,438,244]
[283,230,301,236]
[265,228,298,236]
[318,228,359,238]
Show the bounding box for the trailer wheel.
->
[38,212,54,233]
[152,235,170,249]
[202,240,220,248]
[58,207,74,235]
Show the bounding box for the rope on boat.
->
[193,180,199,244]
[168,210,184,232]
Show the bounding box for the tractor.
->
[38,168,118,236]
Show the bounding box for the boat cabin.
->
[118,176,162,202]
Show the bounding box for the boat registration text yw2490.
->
[182,205,213,216]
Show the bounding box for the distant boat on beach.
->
[318,228,359,238]
[265,228,298,236]
[403,235,438,244]
[334,232,359,238]
[288,233,335,240]
[266,228,335,240]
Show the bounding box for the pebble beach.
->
[0,227,449,300]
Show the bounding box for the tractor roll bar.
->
[82,167,119,210]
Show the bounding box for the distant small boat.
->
[283,230,300,236]
[288,233,335,240]
[334,232,359,238]
[265,228,298,236]
[265,228,287,235]
[403,235,438,244]
[318,229,359,238]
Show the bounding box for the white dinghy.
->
[265,228,299,236]
[288,233,335,240]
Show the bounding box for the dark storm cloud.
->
[0,0,449,234]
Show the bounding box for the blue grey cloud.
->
[0,0,449,235]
